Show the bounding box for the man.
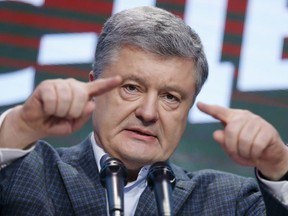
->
[0,6,287,215]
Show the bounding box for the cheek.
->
[92,95,135,136]
[161,112,188,150]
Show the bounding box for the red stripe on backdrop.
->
[0,33,39,49]
[0,57,88,79]
[234,68,239,78]
[0,57,31,69]
[37,65,89,79]
[222,43,241,57]
[282,37,288,59]
[44,0,113,16]
[221,0,248,72]
[171,11,185,19]
[233,91,288,109]
[226,0,248,14]
[225,20,245,35]
[157,0,186,4]
[0,9,103,32]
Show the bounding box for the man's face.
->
[92,45,196,170]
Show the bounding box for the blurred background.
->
[0,0,287,177]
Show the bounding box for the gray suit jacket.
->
[0,137,287,215]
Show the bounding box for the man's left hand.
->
[197,102,288,181]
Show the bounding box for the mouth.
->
[125,127,157,140]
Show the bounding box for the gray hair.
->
[92,6,208,96]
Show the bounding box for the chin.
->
[121,154,155,168]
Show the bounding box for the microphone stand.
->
[147,161,176,216]
[100,156,128,216]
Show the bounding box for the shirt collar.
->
[90,132,107,172]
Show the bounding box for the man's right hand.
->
[0,76,122,149]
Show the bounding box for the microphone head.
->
[147,161,176,189]
[100,154,111,169]
[100,156,128,187]
[99,155,128,215]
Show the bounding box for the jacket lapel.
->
[135,186,157,215]
[172,177,196,213]
[57,137,107,216]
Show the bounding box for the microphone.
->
[147,161,176,216]
[100,155,128,216]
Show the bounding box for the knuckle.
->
[67,77,77,82]
[227,149,238,159]
[225,144,238,156]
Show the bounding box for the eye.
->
[123,84,139,94]
[120,83,142,101]
[163,93,180,104]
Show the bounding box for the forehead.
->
[103,46,196,93]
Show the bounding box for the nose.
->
[135,94,159,123]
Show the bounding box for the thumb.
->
[213,130,225,146]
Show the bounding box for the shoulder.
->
[0,136,92,178]
[32,136,92,164]
[171,163,258,192]
[171,164,264,215]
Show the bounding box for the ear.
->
[89,71,95,82]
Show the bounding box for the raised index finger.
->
[197,101,231,124]
[86,76,123,97]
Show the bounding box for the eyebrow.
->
[121,74,149,86]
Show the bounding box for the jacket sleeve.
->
[257,176,288,216]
